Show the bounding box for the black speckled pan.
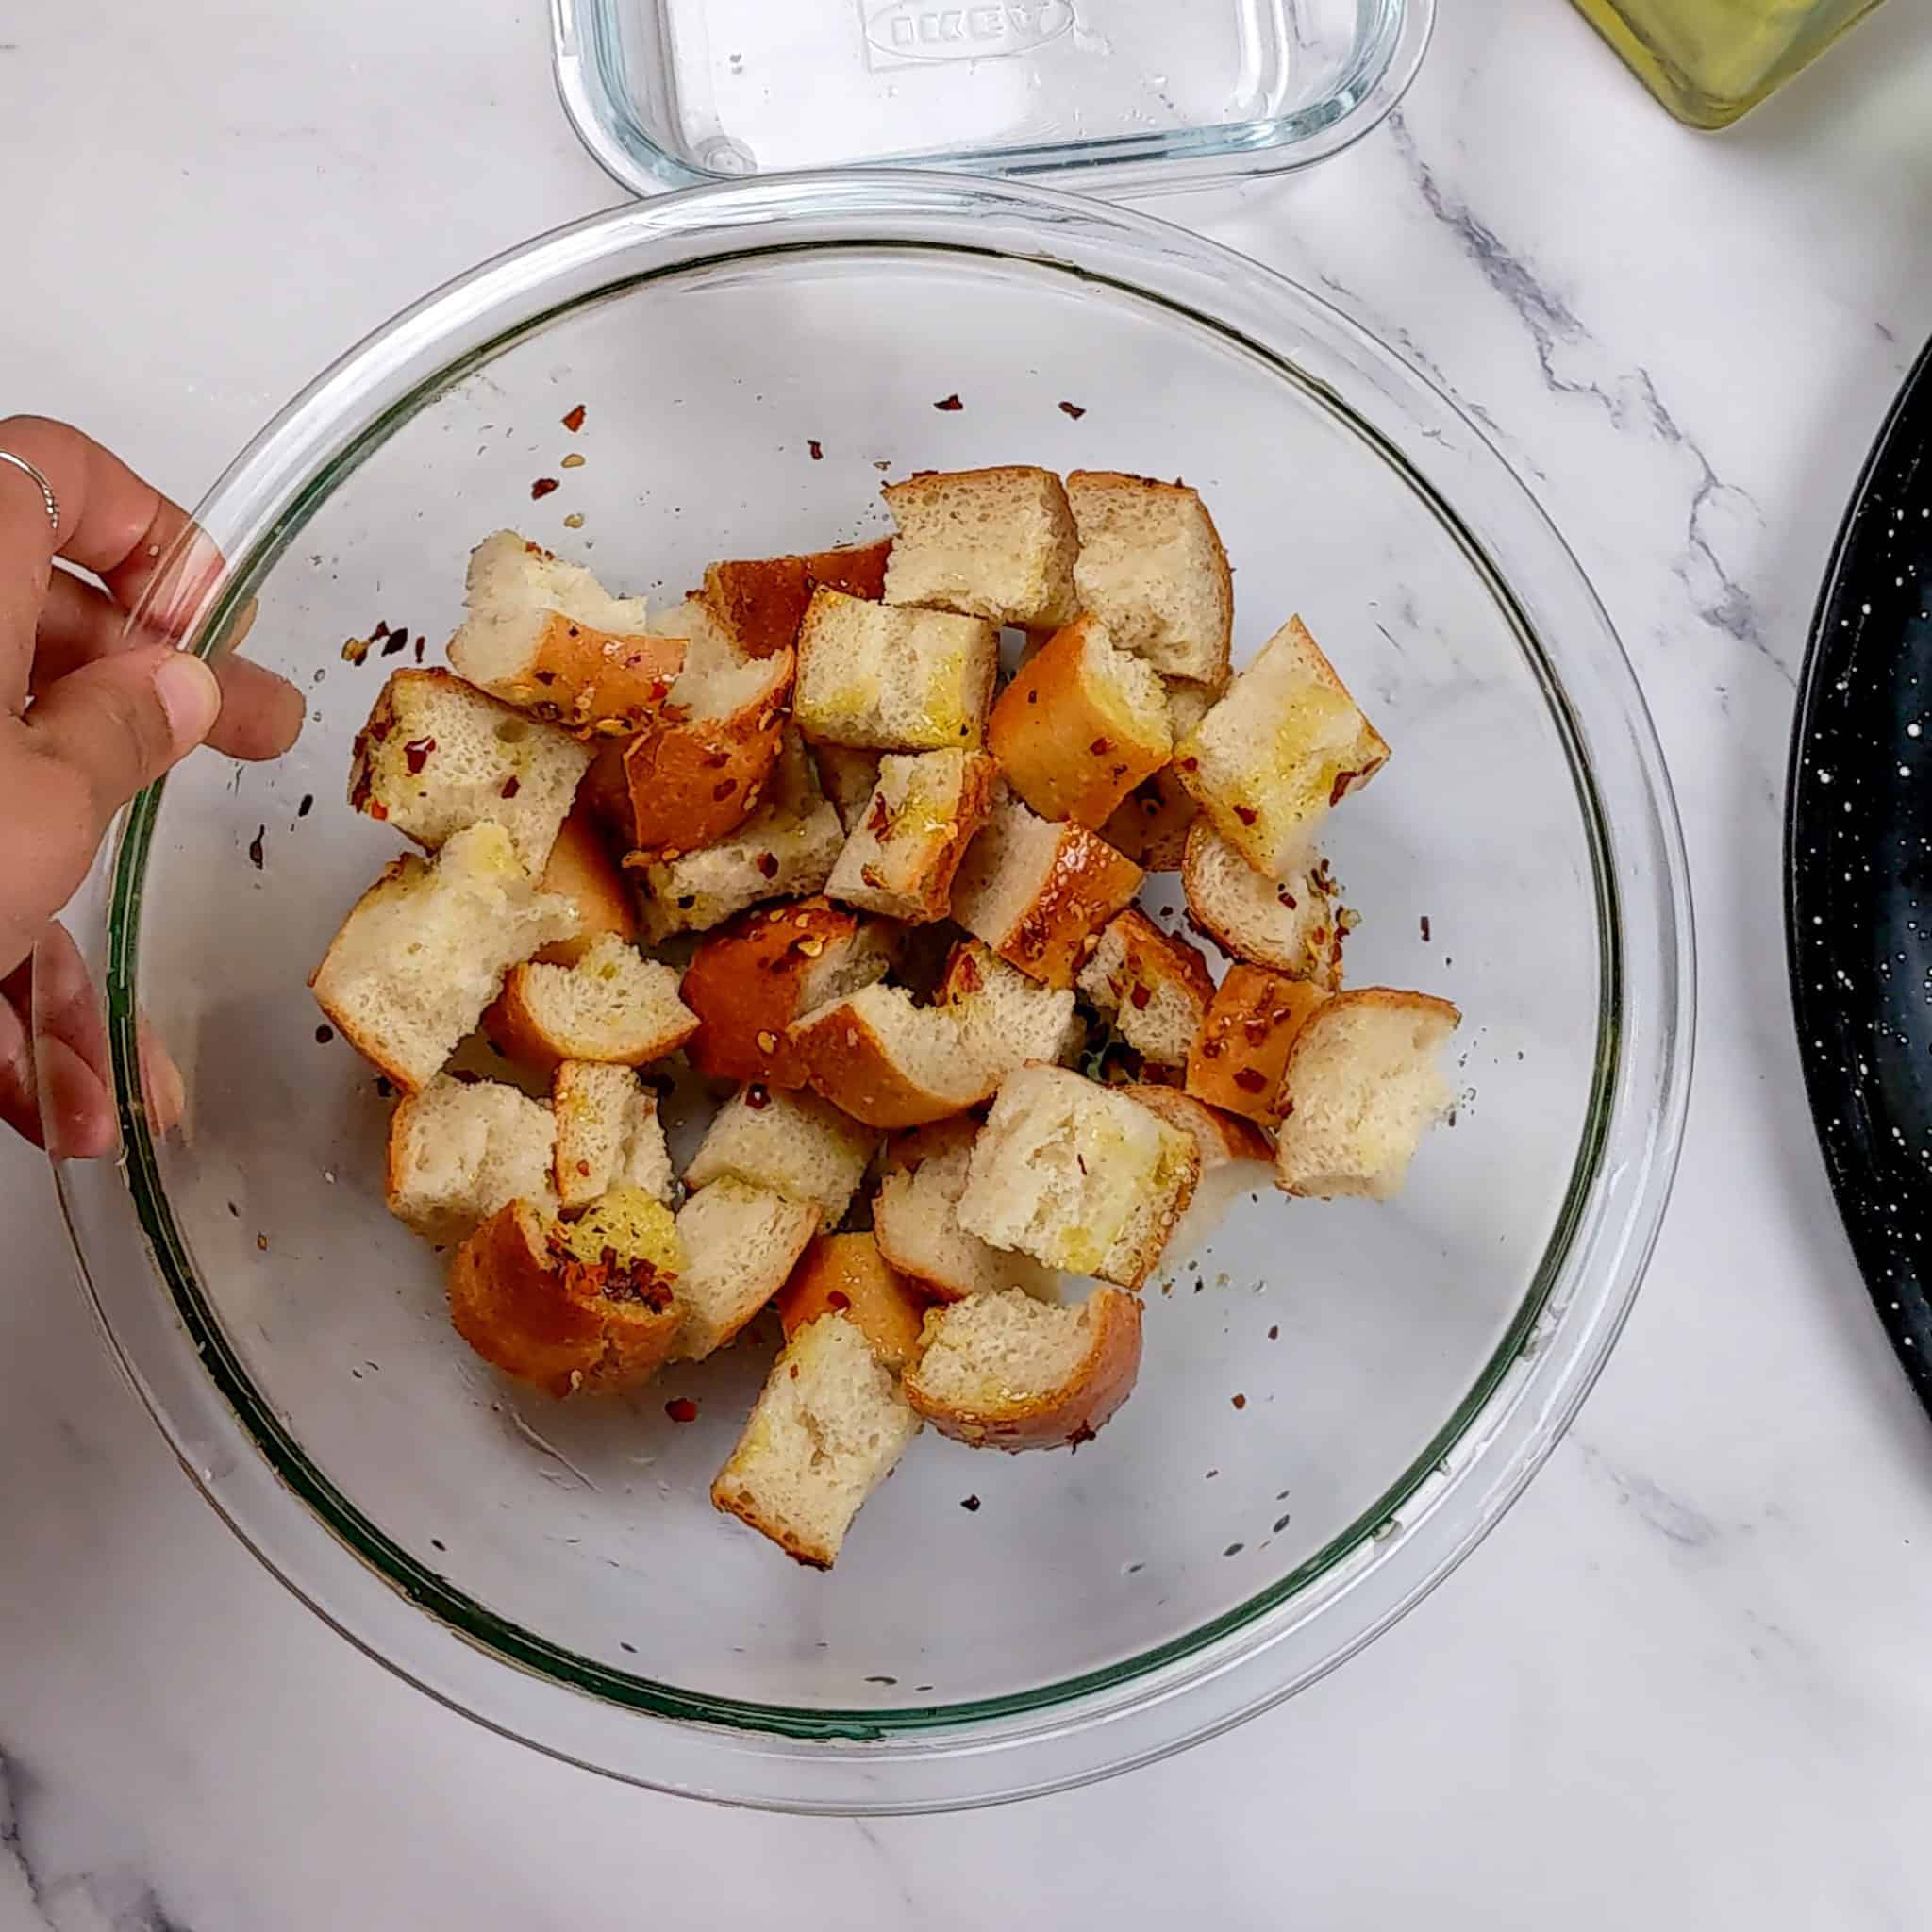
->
[1788,335,1932,1414]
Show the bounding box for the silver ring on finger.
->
[0,450,60,536]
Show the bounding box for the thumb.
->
[24,643,223,828]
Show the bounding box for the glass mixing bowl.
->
[46,173,1691,1812]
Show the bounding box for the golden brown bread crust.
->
[533,800,637,966]
[498,610,687,735]
[788,999,984,1128]
[903,1289,1144,1451]
[995,827,1144,990]
[774,1232,929,1375]
[620,649,792,858]
[1121,1083,1274,1167]
[679,897,868,1090]
[446,1200,681,1398]
[987,617,1169,829]
[700,540,893,659]
[1179,820,1347,989]
[1185,966,1330,1125]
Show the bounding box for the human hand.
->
[0,416,304,1156]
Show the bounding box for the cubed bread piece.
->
[1181,821,1345,986]
[701,539,893,658]
[680,898,894,1089]
[386,1074,558,1244]
[903,1286,1143,1451]
[875,1118,1061,1302]
[347,668,593,875]
[310,824,577,1092]
[683,1084,879,1225]
[788,982,991,1128]
[1118,1085,1272,1266]
[671,1178,820,1360]
[794,590,998,751]
[1186,964,1331,1125]
[447,531,684,730]
[1274,990,1460,1200]
[956,1064,1200,1290]
[551,1061,675,1214]
[711,1310,921,1568]
[635,730,844,940]
[987,615,1172,829]
[814,744,885,834]
[1103,768,1198,873]
[1176,615,1389,877]
[622,605,793,857]
[485,932,698,1075]
[825,749,998,923]
[533,799,638,967]
[446,1191,685,1397]
[937,938,1086,1072]
[789,943,1080,1129]
[774,1231,928,1374]
[1076,908,1215,1070]
[950,789,1143,989]
[881,466,1078,630]
[1066,472,1233,685]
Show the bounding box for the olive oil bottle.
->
[1571,0,1885,126]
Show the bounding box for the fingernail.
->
[154,652,222,748]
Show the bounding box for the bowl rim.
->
[58,168,1693,1811]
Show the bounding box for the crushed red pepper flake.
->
[315,1024,333,1044]
[500,775,520,798]
[756,852,779,878]
[403,737,436,774]
[1233,1067,1267,1093]
[247,825,266,869]
[562,403,587,432]
[1231,1391,1247,1409]
[808,439,824,460]
[745,1084,771,1110]
[1233,803,1257,826]
[960,1494,982,1511]
[381,629,409,657]
[664,1397,699,1423]
[530,477,560,500]
[933,393,964,411]
[1058,400,1086,419]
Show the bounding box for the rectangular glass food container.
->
[551,0,1432,197]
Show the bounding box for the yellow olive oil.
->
[1571,0,1885,126]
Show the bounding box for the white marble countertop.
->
[6,0,1932,1924]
